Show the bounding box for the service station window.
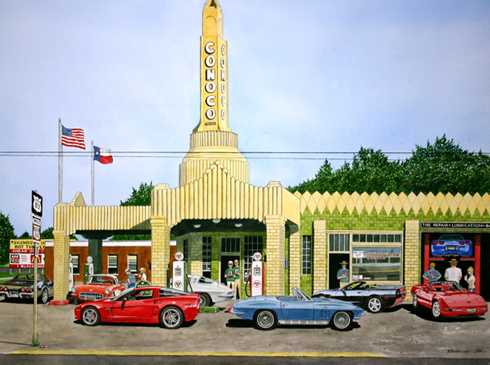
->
[352,247,401,281]
[202,236,212,276]
[108,255,118,274]
[127,255,138,273]
[71,255,80,275]
[244,236,264,275]
[302,235,312,275]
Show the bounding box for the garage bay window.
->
[352,247,401,281]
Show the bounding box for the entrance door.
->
[329,253,350,289]
[221,255,240,285]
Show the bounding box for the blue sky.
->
[1,0,489,234]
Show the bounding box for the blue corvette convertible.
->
[230,288,364,331]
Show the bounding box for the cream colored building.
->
[51,0,490,302]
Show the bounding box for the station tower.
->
[179,0,249,185]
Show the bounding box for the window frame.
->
[107,254,118,275]
[302,235,312,275]
[71,254,80,275]
[127,254,138,274]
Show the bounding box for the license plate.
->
[467,308,476,313]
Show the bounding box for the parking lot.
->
[0,300,488,359]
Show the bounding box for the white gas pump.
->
[172,251,186,291]
[251,252,263,296]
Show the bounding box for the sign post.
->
[31,191,43,347]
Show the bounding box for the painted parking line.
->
[12,349,385,358]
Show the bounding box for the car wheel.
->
[366,296,383,313]
[331,311,352,331]
[40,288,49,304]
[199,293,211,308]
[81,307,100,326]
[431,301,441,320]
[254,310,277,330]
[160,306,184,329]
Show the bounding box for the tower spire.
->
[197,0,229,131]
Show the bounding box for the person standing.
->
[233,259,241,300]
[225,260,235,290]
[423,262,442,283]
[336,261,349,288]
[464,266,476,292]
[444,258,462,283]
[126,267,136,288]
[138,267,148,283]
[68,257,74,292]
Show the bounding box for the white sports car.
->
[187,275,233,307]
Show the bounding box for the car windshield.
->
[342,281,368,290]
[90,276,115,285]
[111,288,134,300]
[292,288,311,301]
[432,281,464,292]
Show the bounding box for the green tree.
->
[41,227,54,239]
[18,231,30,239]
[120,182,154,206]
[0,212,15,264]
[289,136,490,194]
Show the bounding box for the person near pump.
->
[233,259,241,300]
[444,257,462,283]
[126,267,136,288]
[68,257,74,292]
[423,262,442,283]
[137,267,149,286]
[225,260,234,290]
[336,260,349,288]
[464,266,476,292]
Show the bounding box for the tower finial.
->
[206,0,220,8]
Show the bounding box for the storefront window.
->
[329,234,350,252]
[302,236,312,275]
[244,236,264,276]
[127,255,137,273]
[352,247,401,281]
[71,255,80,275]
[108,255,118,274]
[221,237,240,253]
[202,237,212,276]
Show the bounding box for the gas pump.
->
[172,252,186,291]
[250,252,263,296]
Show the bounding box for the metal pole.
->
[32,240,39,346]
[58,119,63,203]
[91,140,95,205]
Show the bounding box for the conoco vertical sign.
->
[31,191,43,264]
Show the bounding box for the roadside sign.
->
[31,191,43,218]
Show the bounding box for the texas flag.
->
[93,146,113,164]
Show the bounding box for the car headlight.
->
[114,290,121,296]
[104,289,110,295]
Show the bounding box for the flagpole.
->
[58,118,63,203]
[91,140,95,205]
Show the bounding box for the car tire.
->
[331,311,353,331]
[366,296,383,313]
[431,301,441,320]
[81,306,100,326]
[254,310,277,331]
[40,288,49,304]
[160,306,184,329]
[199,293,211,308]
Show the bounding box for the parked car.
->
[0,272,53,304]
[411,281,488,320]
[431,234,473,257]
[187,275,233,307]
[74,286,200,329]
[312,281,406,313]
[229,287,364,331]
[70,274,126,303]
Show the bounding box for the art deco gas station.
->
[49,0,490,303]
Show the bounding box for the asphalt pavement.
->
[0,300,489,360]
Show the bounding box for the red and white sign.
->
[9,241,45,269]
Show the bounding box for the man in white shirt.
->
[444,258,462,283]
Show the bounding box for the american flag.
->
[61,125,86,149]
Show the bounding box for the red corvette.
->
[74,286,200,329]
[411,281,488,320]
[71,274,126,303]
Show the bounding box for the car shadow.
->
[225,319,360,331]
[73,319,198,328]
[403,304,485,323]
